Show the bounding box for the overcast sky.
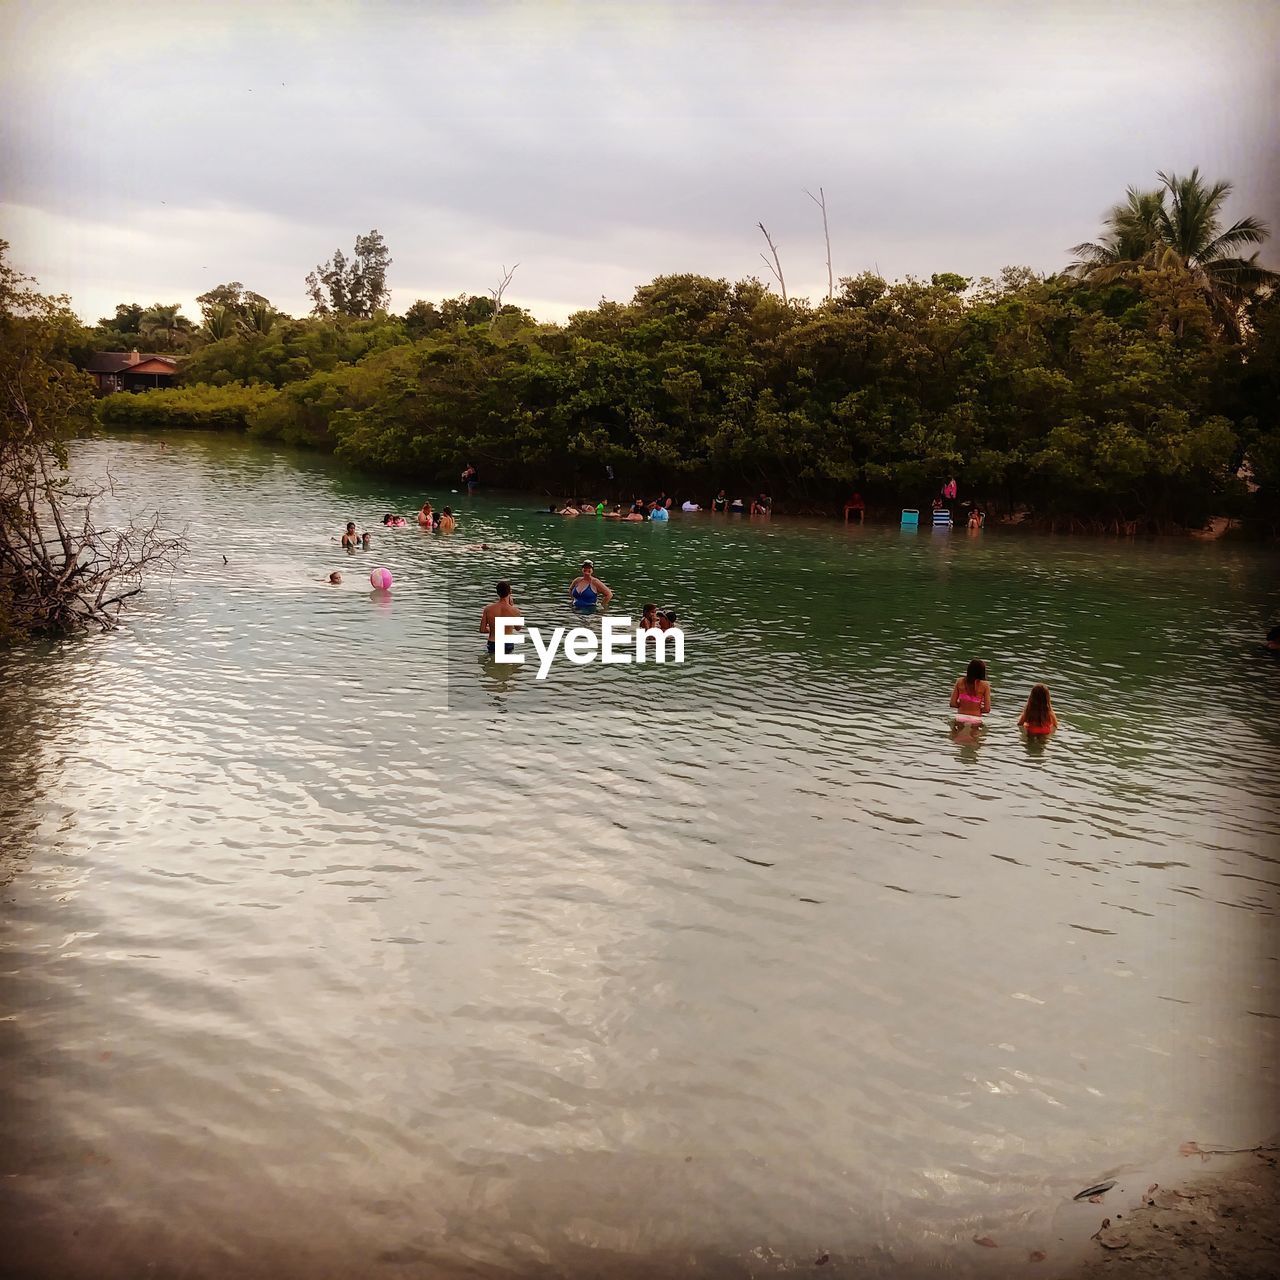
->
[2,0,1277,326]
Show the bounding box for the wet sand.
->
[1077,1150,1280,1279]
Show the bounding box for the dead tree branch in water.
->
[757,223,788,305]
[1,239,186,638]
[0,443,185,635]
[804,186,833,302]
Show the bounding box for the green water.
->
[1,432,1277,1279]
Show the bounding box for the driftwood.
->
[0,436,185,635]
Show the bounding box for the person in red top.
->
[1017,684,1058,736]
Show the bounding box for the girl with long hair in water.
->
[1017,684,1058,736]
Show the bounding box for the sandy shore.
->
[1076,1149,1280,1279]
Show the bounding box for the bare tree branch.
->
[490,263,520,321]
[757,223,788,305]
[805,186,834,303]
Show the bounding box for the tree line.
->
[84,175,1280,530]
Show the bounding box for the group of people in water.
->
[950,658,1059,741]
[335,502,460,551]
[552,490,772,520]
[480,559,680,653]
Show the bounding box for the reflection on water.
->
[1,433,1278,1278]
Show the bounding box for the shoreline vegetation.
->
[84,168,1279,538]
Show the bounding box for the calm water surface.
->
[2,434,1278,1278]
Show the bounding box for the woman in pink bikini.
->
[949,658,991,731]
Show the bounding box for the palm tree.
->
[1154,169,1274,315]
[1067,186,1164,280]
[1067,169,1276,334]
[236,302,276,339]
[202,306,236,342]
[140,303,195,351]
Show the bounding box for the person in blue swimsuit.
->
[569,559,614,609]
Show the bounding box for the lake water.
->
[2,433,1278,1278]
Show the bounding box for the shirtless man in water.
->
[480,581,522,654]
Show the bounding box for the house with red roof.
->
[84,350,178,395]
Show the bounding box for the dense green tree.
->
[95,167,1280,532]
[305,229,392,319]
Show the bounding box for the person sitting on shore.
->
[712,489,728,513]
[949,658,991,728]
[480,581,522,654]
[570,560,613,608]
[681,498,700,512]
[750,493,772,515]
[1017,683,1058,735]
[341,521,360,550]
[967,508,982,530]
[438,507,457,533]
[417,502,434,528]
[729,496,746,513]
[843,492,865,524]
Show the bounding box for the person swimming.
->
[417,502,434,528]
[341,521,359,550]
[328,571,343,584]
[949,658,991,727]
[1017,684,1057,735]
[382,512,408,527]
[438,507,456,533]
[569,560,613,608]
[649,504,669,522]
[360,531,371,549]
[658,609,678,631]
[640,602,659,630]
[480,581,522,654]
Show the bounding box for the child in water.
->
[949,658,991,727]
[1017,684,1058,735]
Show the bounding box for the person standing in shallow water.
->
[569,560,613,608]
[949,658,991,731]
[1017,683,1057,735]
[480,581,522,654]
